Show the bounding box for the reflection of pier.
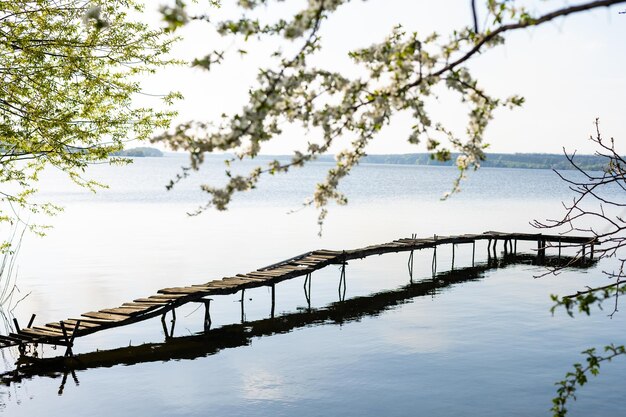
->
[0,231,596,356]
[0,253,593,386]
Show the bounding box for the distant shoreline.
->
[113,147,163,157]
[144,147,607,171]
[253,152,606,171]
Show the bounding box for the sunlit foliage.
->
[0,1,179,240]
[155,0,622,230]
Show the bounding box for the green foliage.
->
[0,1,178,234]
[154,0,623,228]
[552,344,626,417]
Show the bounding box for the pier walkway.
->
[0,231,596,353]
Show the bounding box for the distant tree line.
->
[357,153,608,171]
[112,147,164,158]
[254,153,608,171]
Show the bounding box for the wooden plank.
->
[224,276,266,283]
[266,264,299,270]
[205,280,245,288]
[305,256,333,261]
[32,326,65,335]
[293,260,319,266]
[158,287,206,295]
[246,272,282,278]
[309,252,340,259]
[315,249,342,255]
[47,320,100,330]
[122,302,161,309]
[133,298,170,305]
[298,259,323,265]
[229,274,268,281]
[148,294,187,300]
[73,317,121,325]
[81,311,129,322]
[21,328,62,339]
[100,307,150,316]
[62,319,100,329]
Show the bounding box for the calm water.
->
[1,154,624,416]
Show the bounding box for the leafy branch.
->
[552,344,626,417]
[155,0,626,229]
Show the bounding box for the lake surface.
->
[1,154,624,416]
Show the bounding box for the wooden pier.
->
[0,231,596,354]
[0,258,533,383]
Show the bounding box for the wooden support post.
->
[59,320,69,341]
[537,239,540,257]
[590,243,595,260]
[493,239,498,259]
[537,239,546,263]
[161,314,170,338]
[271,284,276,319]
[12,318,20,333]
[59,321,74,357]
[514,239,517,255]
[487,239,492,260]
[203,299,212,331]
[69,320,80,345]
[432,246,437,277]
[27,314,36,328]
[240,289,246,323]
[408,250,414,282]
[304,273,312,309]
[472,241,475,266]
[451,244,455,270]
[558,239,562,259]
[161,310,175,339]
[338,262,347,302]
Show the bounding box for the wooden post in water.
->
[12,318,20,333]
[338,262,347,302]
[27,314,36,328]
[203,299,212,331]
[472,241,476,266]
[408,250,414,282]
[537,238,546,263]
[590,243,595,260]
[303,273,312,309]
[161,310,175,339]
[451,244,455,270]
[240,289,246,323]
[408,232,416,282]
[271,284,276,319]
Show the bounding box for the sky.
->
[139,0,626,156]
